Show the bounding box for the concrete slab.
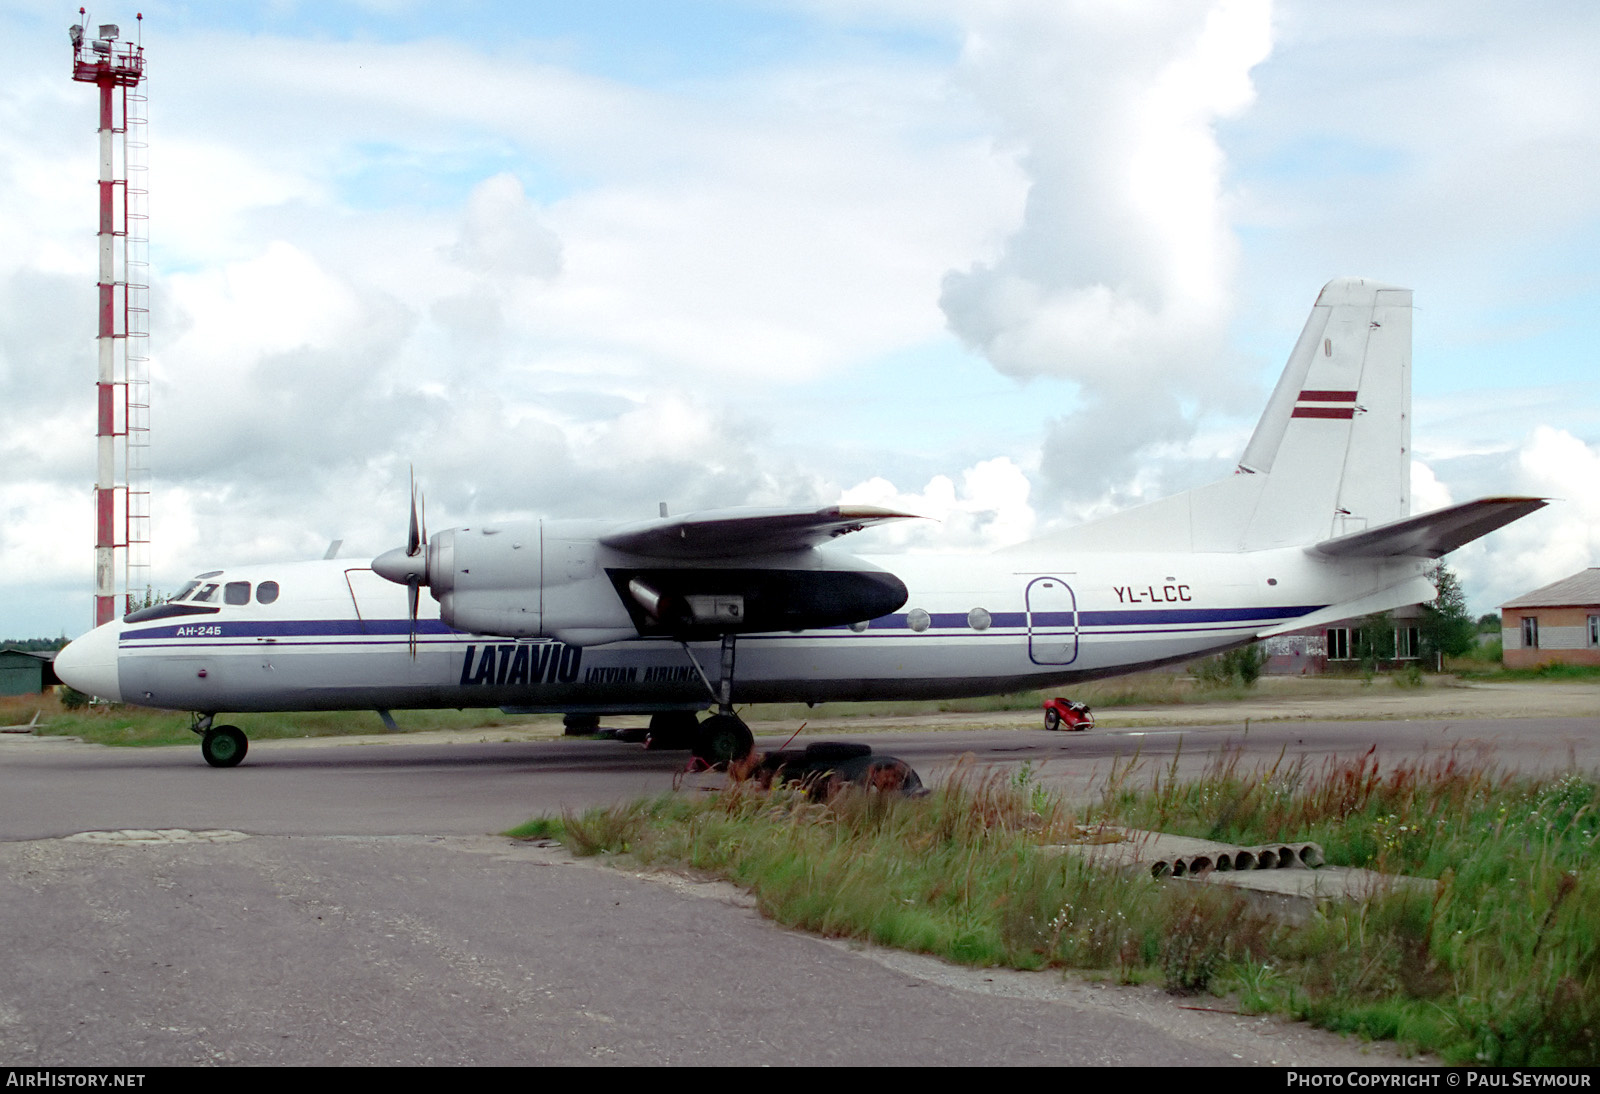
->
[1057,827,1436,921]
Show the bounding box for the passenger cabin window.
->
[224,581,251,606]
[256,581,280,605]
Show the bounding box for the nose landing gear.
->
[193,713,249,768]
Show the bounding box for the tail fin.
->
[1236,277,1412,548]
[1032,277,1413,553]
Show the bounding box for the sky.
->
[2,0,1598,638]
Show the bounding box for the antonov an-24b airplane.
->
[55,279,1545,767]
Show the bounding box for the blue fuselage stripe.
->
[119,603,1323,647]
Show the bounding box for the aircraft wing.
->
[1309,496,1546,560]
[599,504,922,559]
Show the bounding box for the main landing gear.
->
[680,634,755,767]
[192,714,248,768]
[694,712,754,767]
[645,710,699,750]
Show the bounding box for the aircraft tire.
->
[1044,708,1061,731]
[646,710,699,750]
[201,725,248,768]
[802,741,872,761]
[562,713,601,736]
[693,714,754,767]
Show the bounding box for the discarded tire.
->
[756,742,924,799]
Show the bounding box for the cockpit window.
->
[172,581,201,602]
[256,581,280,605]
[195,571,223,580]
[224,581,251,606]
[193,583,221,603]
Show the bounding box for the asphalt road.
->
[2,715,1593,1066]
[8,714,1597,841]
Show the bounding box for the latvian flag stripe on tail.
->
[1291,389,1358,419]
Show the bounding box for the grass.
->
[504,815,566,841]
[4,692,565,748]
[742,672,1380,724]
[516,752,1600,1065]
[1452,662,1600,683]
[1111,750,1600,1065]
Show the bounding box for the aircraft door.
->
[1025,576,1079,665]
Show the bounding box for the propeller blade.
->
[408,579,420,659]
[406,470,421,558]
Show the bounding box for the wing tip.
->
[830,505,924,522]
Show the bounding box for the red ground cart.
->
[1042,697,1094,731]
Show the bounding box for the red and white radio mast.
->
[70,10,150,627]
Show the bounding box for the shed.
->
[1500,568,1600,668]
[1261,604,1423,675]
[0,649,61,696]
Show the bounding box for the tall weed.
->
[525,750,1600,1064]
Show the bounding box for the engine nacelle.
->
[418,519,907,646]
[608,565,907,640]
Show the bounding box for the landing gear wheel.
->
[201,724,248,768]
[562,713,601,736]
[646,711,699,750]
[693,713,754,767]
[1044,708,1061,731]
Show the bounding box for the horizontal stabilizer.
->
[1256,575,1440,639]
[1309,497,1547,560]
[600,504,921,559]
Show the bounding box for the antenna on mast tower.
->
[70,9,150,626]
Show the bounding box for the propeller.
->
[406,475,426,656]
[372,470,430,658]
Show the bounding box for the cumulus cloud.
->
[929,0,1273,518]
[0,483,89,587]
[841,456,1036,552]
[1409,460,1454,516]
[1427,426,1600,614]
[6,1,1599,641]
[940,0,1272,390]
[1492,428,1600,585]
[1231,1,1600,351]
[447,173,562,280]
[1036,387,1192,511]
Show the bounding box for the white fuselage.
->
[52,279,1523,725]
[56,548,1421,716]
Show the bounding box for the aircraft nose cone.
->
[372,546,425,586]
[55,623,122,702]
